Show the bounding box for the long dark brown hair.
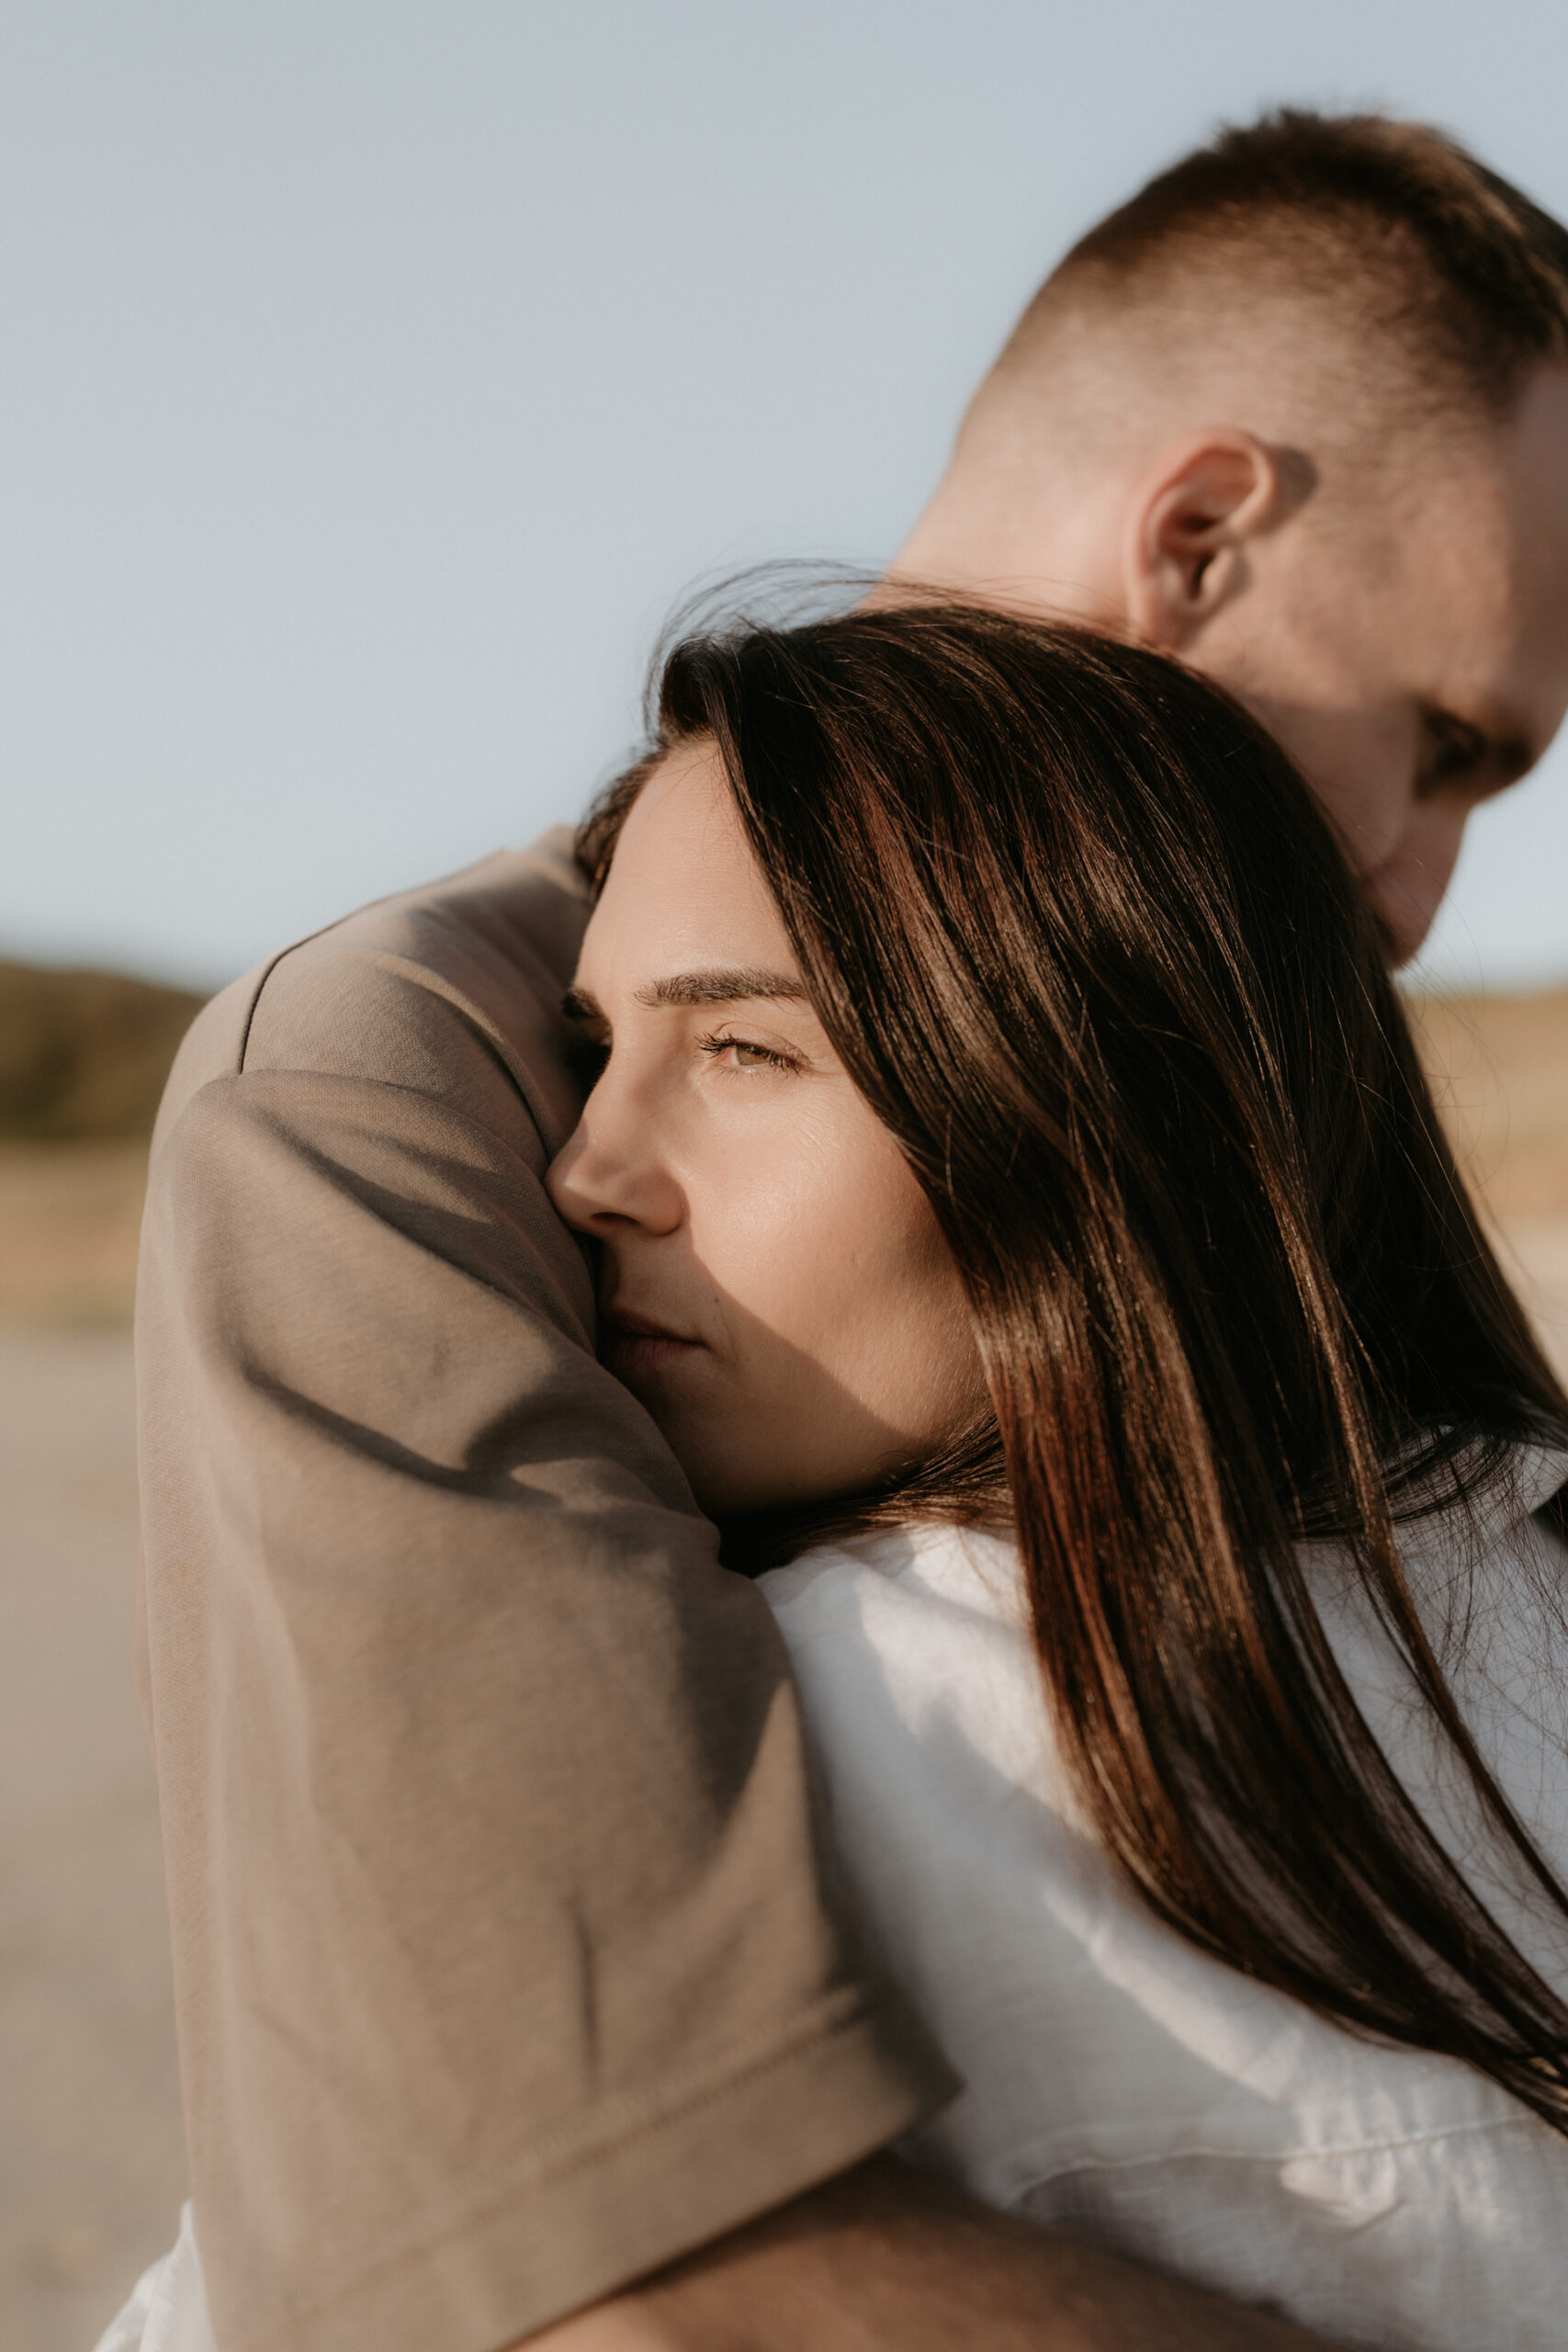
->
[580,601,1568,2132]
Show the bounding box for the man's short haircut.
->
[996,110,1568,424]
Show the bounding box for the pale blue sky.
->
[5,0,1567,989]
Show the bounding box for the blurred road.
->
[0,1329,184,2352]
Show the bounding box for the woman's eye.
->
[698,1031,798,1074]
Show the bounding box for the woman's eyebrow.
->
[633,968,807,1008]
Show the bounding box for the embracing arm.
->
[136,842,948,2352]
[533,2155,1339,2352]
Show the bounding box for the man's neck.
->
[885,469,1128,634]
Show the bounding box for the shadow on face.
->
[546,740,988,1518]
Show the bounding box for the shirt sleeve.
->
[134,835,954,2352]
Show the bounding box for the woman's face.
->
[547,739,987,1518]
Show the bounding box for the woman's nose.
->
[546,1080,683,1237]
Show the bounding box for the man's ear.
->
[1122,430,1286,650]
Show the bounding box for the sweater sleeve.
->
[135,835,953,2352]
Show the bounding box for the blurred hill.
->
[0,961,206,1325]
[1406,987,1568,1390]
[1409,988,1568,1220]
[0,960,206,1144]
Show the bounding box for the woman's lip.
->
[601,1306,701,1346]
[601,1321,705,1381]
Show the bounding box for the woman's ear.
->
[1121,429,1287,650]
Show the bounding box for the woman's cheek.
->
[690,1121,848,1331]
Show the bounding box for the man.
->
[135,111,1568,2352]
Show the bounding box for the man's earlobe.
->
[1122,430,1302,650]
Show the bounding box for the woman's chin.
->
[655,1421,815,1524]
[610,1385,733,1517]
[678,1453,778,1524]
[613,1364,907,1525]
[682,1444,864,1529]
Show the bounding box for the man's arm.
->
[533,2157,1340,2351]
[136,842,951,2352]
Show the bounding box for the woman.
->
[102,602,1568,2350]
[549,602,1568,2349]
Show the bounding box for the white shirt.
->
[97,1448,1568,2352]
[761,1447,1568,2352]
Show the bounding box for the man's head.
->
[894,111,1568,959]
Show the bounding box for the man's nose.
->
[545,1080,683,1237]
